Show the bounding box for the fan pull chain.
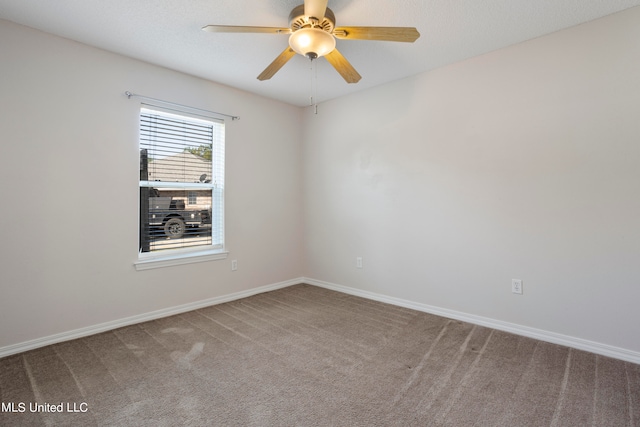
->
[310,58,318,114]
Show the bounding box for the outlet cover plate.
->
[512,279,523,294]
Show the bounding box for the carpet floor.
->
[1,284,638,426]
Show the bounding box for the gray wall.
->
[302,8,640,353]
[0,19,304,349]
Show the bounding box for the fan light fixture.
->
[289,28,336,59]
[202,1,420,83]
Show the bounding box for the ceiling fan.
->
[202,0,420,83]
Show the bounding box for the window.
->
[137,107,225,268]
[187,191,197,205]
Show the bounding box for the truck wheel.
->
[164,217,185,239]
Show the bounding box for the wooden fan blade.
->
[257,47,296,81]
[325,49,361,84]
[304,0,328,20]
[333,26,420,42]
[202,25,291,34]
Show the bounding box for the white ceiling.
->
[1,0,639,106]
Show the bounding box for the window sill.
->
[134,249,228,271]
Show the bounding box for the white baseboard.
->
[303,277,640,365]
[0,278,302,359]
[3,277,639,365]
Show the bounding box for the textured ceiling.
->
[1,0,639,106]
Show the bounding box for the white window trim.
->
[134,248,228,271]
[136,104,226,270]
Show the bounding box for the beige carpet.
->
[1,284,638,426]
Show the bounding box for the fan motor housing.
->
[289,4,335,33]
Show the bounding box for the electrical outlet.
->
[356,257,363,269]
[512,279,523,295]
[231,259,238,271]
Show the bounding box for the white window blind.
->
[139,107,225,255]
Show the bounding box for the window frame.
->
[134,105,228,270]
[187,191,198,205]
